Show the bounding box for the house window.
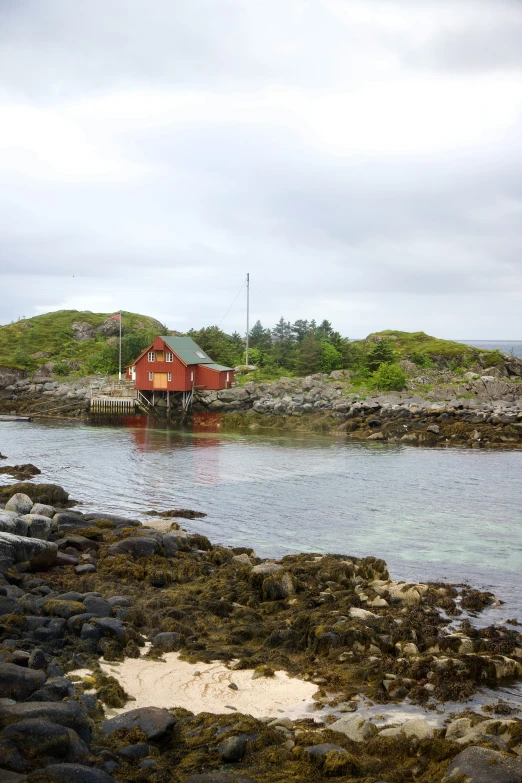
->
[226,372,230,382]
[166,352,173,362]
[167,372,172,381]
[190,371,194,382]
[148,351,155,362]
[149,372,153,381]
[195,351,205,358]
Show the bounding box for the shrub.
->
[53,362,69,376]
[410,352,433,368]
[369,362,407,391]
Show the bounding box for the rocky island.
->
[0,472,521,782]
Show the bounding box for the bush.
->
[53,362,69,376]
[411,352,433,368]
[369,362,407,391]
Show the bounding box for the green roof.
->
[161,336,214,365]
[206,362,234,372]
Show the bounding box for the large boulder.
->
[0,701,92,744]
[23,515,52,541]
[0,483,69,507]
[329,715,376,742]
[30,504,55,519]
[0,533,58,571]
[443,746,522,782]
[0,512,29,537]
[0,663,46,700]
[152,632,183,651]
[27,764,116,783]
[5,494,33,515]
[100,707,175,741]
[0,719,84,765]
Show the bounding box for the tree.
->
[292,319,309,342]
[295,332,322,375]
[187,326,242,367]
[316,319,334,341]
[366,339,396,372]
[249,320,272,352]
[272,317,296,369]
[320,342,342,373]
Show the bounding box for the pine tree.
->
[296,332,322,375]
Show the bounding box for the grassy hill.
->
[363,330,503,365]
[0,310,167,375]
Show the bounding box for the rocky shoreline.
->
[2,373,522,450]
[0,469,521,782]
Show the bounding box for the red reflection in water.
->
[120,413,223,485]
[192,412,222,485]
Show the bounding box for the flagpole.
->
[118,311,122,380]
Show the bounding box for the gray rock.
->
[251,563,283,576]
[107,537,159,558]
[400,718,434,740]
[23,514,52,540]
[92,617,126,637]
[0,597,21,616]
[0,663,46,700]
[83,597,112,617]
[153,632,183,651]
[0,512,29,537]
[107,596,131,608]
[330,715,375,742]
[75,564,96,575]
[443,746,522,782]
[0,769,26,782]
[0,532,58,570]
[5,494,33,515]
[0,701,92,743]
[30,503,55,518]
[0,718,83,762]
[30,677,74,702]
[218,734,248,762]
[117,743,150,760]
[26,764,116,783]
[100,707,176,740]
[304,743,348,760]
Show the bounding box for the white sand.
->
[73,652,317,720]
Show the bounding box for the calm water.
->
[1,419,521,620]
[457,339,522,358]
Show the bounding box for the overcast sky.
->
[1,0,521,338]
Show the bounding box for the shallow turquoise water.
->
[1,419,521,619]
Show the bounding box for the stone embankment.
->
[0,377,91,418]
[196,372,522,446]
[1,470,522,781]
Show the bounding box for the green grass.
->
[367,330,480,360]
[0,309,166,372]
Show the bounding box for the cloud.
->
[0,0,521,338]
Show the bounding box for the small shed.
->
[126,336,234,399]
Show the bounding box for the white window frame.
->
[148,351,155,362]
[148,371,153,381]
[167,372,172,381]
[166,352,173,362]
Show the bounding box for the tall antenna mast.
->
[245,272,250,365]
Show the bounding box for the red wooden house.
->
[126,336,234,404]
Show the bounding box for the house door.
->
[153,373,168,390]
